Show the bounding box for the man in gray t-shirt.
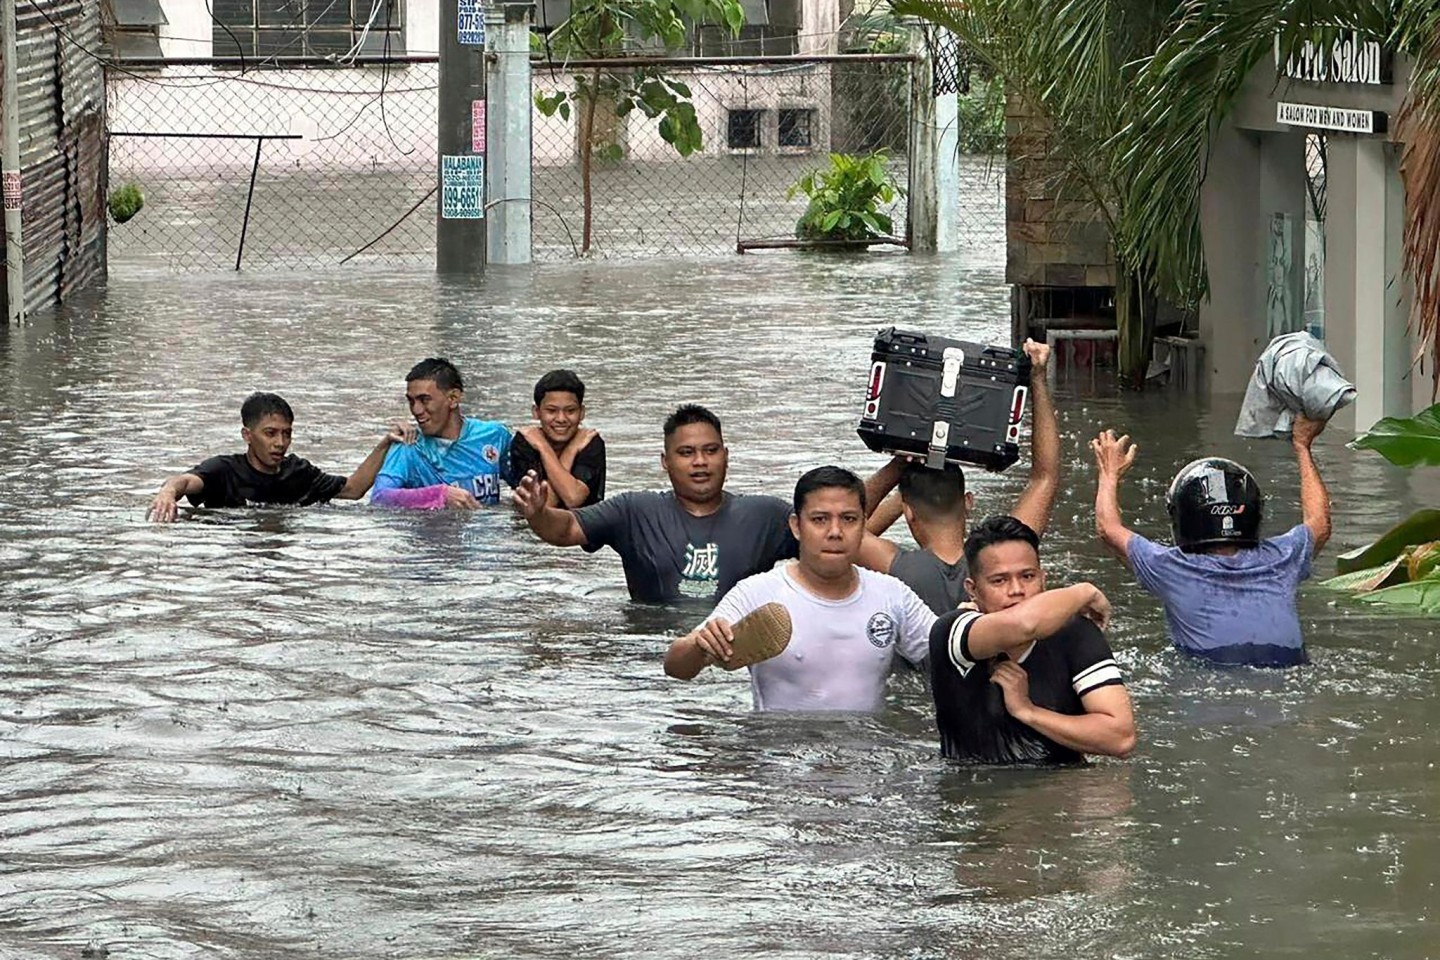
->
[573,490,796,602]
[513,404,797,603]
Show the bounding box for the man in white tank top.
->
[664,466,937,712]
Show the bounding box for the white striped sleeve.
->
[1072,658,1124,696]
[946,610,984,677]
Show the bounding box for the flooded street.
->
[0,252,1435,959]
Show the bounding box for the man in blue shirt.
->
[372,358,512,510]
[1091,417,1332,667]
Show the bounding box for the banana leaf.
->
[1335,509,1440,574]
[1349,404,1440,467]
[1316,558,1407,593]
[1406,541,1440,581]
[1355,576,1440,613]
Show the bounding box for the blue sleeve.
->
[1271,524,1315,584]
[1127,534,1178,599]
[374,444,412,492]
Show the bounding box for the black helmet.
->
[1166,457,1263,552]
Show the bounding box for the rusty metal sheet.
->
[4,0,106,315]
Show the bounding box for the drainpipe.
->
[1,0,25,323]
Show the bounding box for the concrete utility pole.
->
[1,0,27,322]
[437,0,488,274]
[485,2,533,264]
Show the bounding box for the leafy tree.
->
[894,0,1440,389]
[535,0,744,253]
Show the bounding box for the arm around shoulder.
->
[964,583,1110,661]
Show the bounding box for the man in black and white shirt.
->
[929,515,1135,765]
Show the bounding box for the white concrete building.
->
[111,0,853,170]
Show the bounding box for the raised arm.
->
[990,666,1136,757]
[863,456,905,522]
[1292,415,1332,553]
[337,423,412,500]
[1091,429,1139,563]
[512,471,588,546]
[1011,339,1060,536]
[866,492,905,535]
[959,582,1110,662]
[148,473,204,522]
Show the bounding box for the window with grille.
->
[778,108,813,148]
[727,109,763,150]
[211,0,406,61]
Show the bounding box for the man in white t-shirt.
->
[664,465,936,712]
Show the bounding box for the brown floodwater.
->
[0,252,1434,959]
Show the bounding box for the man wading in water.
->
[664,466,935,711]
[148,392,406,521]
[930,516,1135,764]
[371,358,513,510]
[513,404,796,603]
[859,339,1060,614]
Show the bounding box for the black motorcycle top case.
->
[857,328,1031,471]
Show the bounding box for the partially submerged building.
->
[1007,31,1424,428]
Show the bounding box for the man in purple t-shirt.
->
[1091,417,1332,667]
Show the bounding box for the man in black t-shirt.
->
[148,392,409,521]
[928,515,1135,765]
[858,339,1059,615]
[504,369,606,508]
[513,404,797,603]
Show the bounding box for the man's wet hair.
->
[534,369,585,406]
[663,403,723,441]
[964,515,1041,573]
[240,392,294,428]
[405,357,464,392]
[793,465,867,517]
[899,462,967,519]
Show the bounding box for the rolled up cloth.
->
[1235,332,1356,438]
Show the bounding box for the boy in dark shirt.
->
[505,369,606,508]
[148,392,407,521]
[929,515,1135,765]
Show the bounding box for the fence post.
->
[438,0,488,274]
[906,24,938,253]
[485,2,532,265]
[933,32,961,253]
[1,0,26,322]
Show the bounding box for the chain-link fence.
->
[530,56,913,258]
[106,54,1003,270]
[107,60,437,270]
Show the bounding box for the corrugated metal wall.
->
[1,0,107,317]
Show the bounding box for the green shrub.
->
[788,152,904,243]
[108,183,144,224]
